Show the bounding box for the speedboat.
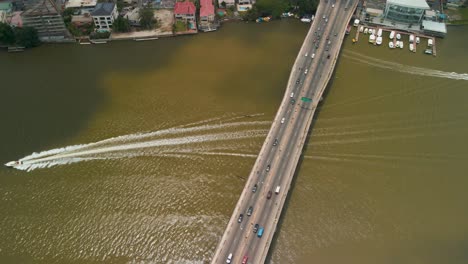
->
[424,49,433,55]
[376,36,382,45]
[396,33,401,40]
[359,26,364,32]
[377,28,383,37]
[399,41,404,49]
[409,34,415,43]
[364,28,368,34]
[389,31,395,39]
[409,43,414,52]
[428,38,433,46]
[416,37,420,44]
[5,160,22,168]
[369,34,376,43]
[395,41,400,48]
[389,41,394,48]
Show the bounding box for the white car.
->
[311,53,315,58]
[281,117,285,124]
[304,69,308,74]
[305,52,308,57]
[332,4,335,8]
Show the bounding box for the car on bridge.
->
[257,227,264,238]
[266,164,270,171]
[238,214,243,223]
[267,191,272,199]
[253,224,259,233]
[242,256,249,264]
[252,184,257,193]
[281,117,285,124]
[226,253,233,263]
[247,206,253,216]
[273,139,278,146]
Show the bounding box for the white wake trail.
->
[343,51,468,81]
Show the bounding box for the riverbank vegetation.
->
[242,0,319,21]
[0,22,40,48]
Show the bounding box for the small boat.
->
[352,38,357,43]
[364,28,368,34]
[409,43,414,52]
[359,26,364,32]
[409,34,415,43]
[424,49,433,55]
[346,25,351,35]
[399,41,404,49]
[134,37,159,41]
[416,37,420,44]
[389,41,394,48]
[396,33,401,40]
[389,31,395,39]
[369,34,376,43]
[377,28,383,37]
[428,38,433,46]
[376,36,382,45]
[395,41,400,48]
[5,160,22,168]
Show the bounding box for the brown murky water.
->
[0,21,467,263]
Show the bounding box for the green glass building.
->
[383,0,430,24]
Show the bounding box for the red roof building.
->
[174,1,196,21]
[200,0,214,18]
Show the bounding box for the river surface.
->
[1,21,467,263]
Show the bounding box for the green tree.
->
[296,0,318,16]
[113,16,131,32]
[14,27,40,48]
[140,7,157,30]
[220,1,226,8]
[0,22,16,45]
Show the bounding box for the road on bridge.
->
[212,0,358,263]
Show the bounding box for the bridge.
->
[211,0,359,263]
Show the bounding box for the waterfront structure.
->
[383,0,429,24]
[200,0,214,29]
[21,0,72,41]
[91,3,118,32]
[217,0,235,7]
[422,20,447,37]
[174,1,196,22]
[65,0,97,9]
[237,0,252,12]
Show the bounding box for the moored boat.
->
[409,34,415,43]
[416,36,420,44]
[409,43,414,52]
[377,28,382,37]
[395,41,400,48]
[389,41,394,48]
[389,31,395,39]
[376,36,382,45]
[364,28,368,34]
[424,49,433,55]
[428,38,433,46]
[396,33,401,40]
[399,41,404,49]
[369,34,376,43]
[359,25,364,32]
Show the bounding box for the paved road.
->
[211,1,358,263]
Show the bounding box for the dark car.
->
[267,191,272,199]
[253,224,259,233]
[266,165,270,172]
[247,206,253,216]
[296,79,300,84]
[252,184,257,193]
[273,139,278,146]
[327,54,331,59]
[242,256,248,264]
[238,214,243,223]
[291,99,296,105]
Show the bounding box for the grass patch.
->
[174,21,187,32]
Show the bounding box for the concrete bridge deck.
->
[211,0,359,263]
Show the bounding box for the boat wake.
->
[8,115,269,172]
[343,51,468,81]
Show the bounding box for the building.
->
[123,7,140,26]
[200,0,214,25]
[91,2,118,32]
[237,0,252,12]
[71,13,93,27]
[422,20,447,37]
[174,1,196,22]
[383,0,430,24]
[7,11,22,27]
[365,7,383,17]
[217,0,234,7]
[65,0,97,9]
[21,0,72,41]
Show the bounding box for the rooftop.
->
[174,1,196,15]
[65,0,97,9]
[387,0,430,9]
[200,0,214,17]
[422,20,447,33]
[91,3,115,16]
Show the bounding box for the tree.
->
[140,7,157,30]
[14,27,40,48]
[220,1,226,8]
[0,22,15,45]
[113,16,131,32]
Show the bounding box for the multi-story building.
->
[200,0,214,25]
[91,3,118,32]
[21,0,72,41]
[383,0,430,24]
[217,0,235,7]
[174,1,196,22]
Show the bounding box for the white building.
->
[383,0,429,24]
[91,3,118,32]
[65,0,97,9]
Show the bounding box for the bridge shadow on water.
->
[265,53,341,262]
